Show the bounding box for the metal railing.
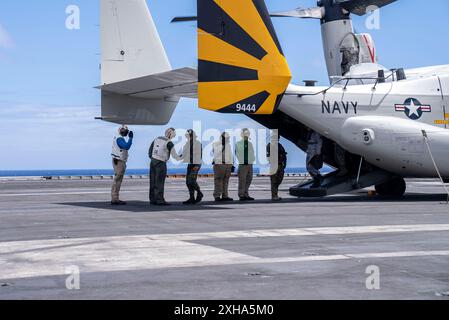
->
[294,69,398,98]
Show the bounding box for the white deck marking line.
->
[146,224,449,241]
[1,224,449,280]
[1,239,449,280]
[259,250,449,264]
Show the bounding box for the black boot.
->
[195,191,204,204]
[183,192,196,205]
[311,176,323,189]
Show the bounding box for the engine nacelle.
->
[339,116,449,178]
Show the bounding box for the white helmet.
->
[270,131,279,142]
[241,128,251,138]
[165,127,176,140]
[186,129,196,140]
[118,125,129,137]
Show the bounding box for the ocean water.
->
[0,167,322,177]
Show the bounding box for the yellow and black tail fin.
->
[197,0,292,115]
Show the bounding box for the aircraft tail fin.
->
[100,0,172,85]
[197,0,292,115]
[99,0,180,125]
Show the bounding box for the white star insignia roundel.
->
[394,98,431,120]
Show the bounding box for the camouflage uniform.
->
[334,143,348,176]
[181,133,203,203]
[341,48,359,75]
[306,131,323,179]
[267,142,287,199]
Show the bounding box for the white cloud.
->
[0,23,13,48]
[1,103,117,170]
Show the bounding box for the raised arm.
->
[168,142,182,161]
[117,136,133,150]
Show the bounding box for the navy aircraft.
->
[97,0,449,198]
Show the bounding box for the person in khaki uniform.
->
[212,132,234,202]
[111,125,133,205]
[235,128,255,201]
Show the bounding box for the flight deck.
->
[0,177,449,300]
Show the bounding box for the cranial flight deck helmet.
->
[186,129,197,140]
[165,127,176,140]
[119,125,129,137]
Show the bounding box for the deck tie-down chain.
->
[422,130,449,204]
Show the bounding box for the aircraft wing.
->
[98,67,198,99]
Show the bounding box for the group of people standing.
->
[110,126,287,206]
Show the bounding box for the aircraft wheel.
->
[375,177,406,197]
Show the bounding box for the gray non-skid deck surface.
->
[0,177,448,300]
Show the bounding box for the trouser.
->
[111,158,126,202]
[238,164,253,198]
[270,168,285,198]
[306,154,321,178]
[334,144,347,170]
[150,159,167,204]
[186,164,201,196]
[213,164,233,199]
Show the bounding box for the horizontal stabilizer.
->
[99,67,198,99]
[99,67,198,125]
[100,91,179,125]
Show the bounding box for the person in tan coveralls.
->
[212,132,234,202]
[111,125,133,205]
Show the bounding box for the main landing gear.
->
[375,177,407,197]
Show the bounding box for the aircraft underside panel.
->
[249,111,367,173]
[289,169,393,198]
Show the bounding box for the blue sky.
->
[0,0,448,170]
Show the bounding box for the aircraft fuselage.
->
[279,66,449,178]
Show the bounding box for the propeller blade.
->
[336,0,397,16]
[171,16,198,23]
[172,6,325,23]
[270,7,324,19]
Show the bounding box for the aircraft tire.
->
[375,177,406,197]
